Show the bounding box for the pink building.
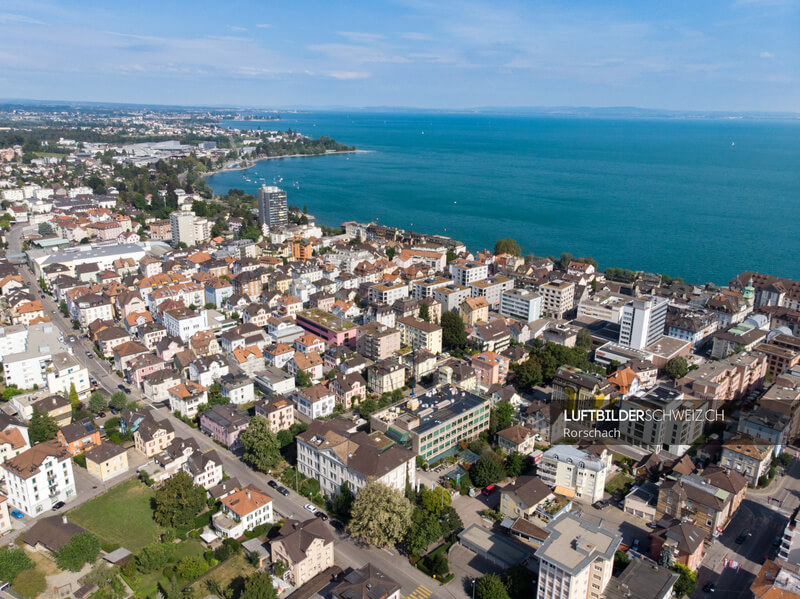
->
[471,351,510,388]
[199,405,251,449]
[296,309,358,347]
[128,354,167,388]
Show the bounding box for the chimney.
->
[246,491,251,499]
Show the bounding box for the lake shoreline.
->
[201,149,370,178]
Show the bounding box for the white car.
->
[304,504,316,513]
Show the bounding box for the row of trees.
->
[510,340,605,392]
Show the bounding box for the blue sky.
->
[0,0,797,111]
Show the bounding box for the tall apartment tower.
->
[170,210,197,247]
[257,185,288,230]
[618,295,668,350]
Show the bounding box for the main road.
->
[6,225,463,599]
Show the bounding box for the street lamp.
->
[471,579,476,599]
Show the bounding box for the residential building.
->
[369,281,409,305]
[126,412,176,457]
[499,475,554,520]
[219,373,255,406]
[497,424,538,455]
[200,405,250,449]
[253,366,296,397]
[1,441,76,516]
[603,560,678,599]
[257,185,287,229]
[534,512,620,599]
[500,288,542,322]
[297,419,416,497]
[719,433,774,486]
[472,351,510,389]
[750,560,800,599]
[618,296,668,350]
[469,276,514,308]
[163,307,207,342]
[471,320,512,352]
[85,442,129,482]
[46,352,90,400]
[576,291,628,324]
[678,351,767,404]
[460,296,490,327]
[537,445,611,503]
[213,484,274,538]
[168,381,208,419]
[648,520,705,572]
[449,260,488,286]
[540,279,575,319]
[293,384,336,419]
[56,418,101,456]
[254,396,296,433]
[432,283,471,312]
[370,386,490,462]
[271,518,335,587]
[330,563,401,599]
[330,372,368,409]
[617,386,706,455]
[396,316,442,354]
[357,322,402,361]
[367,359,405,394]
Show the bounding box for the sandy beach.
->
[201,149,370,178]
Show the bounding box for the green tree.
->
[428,551,449,577]
[385,247,396,260]
[56,532,100,572]
[68,383,80,408]
[475,574,511,599]
[439,505,463,537]
[295,370,313,388]
[505,452,526,477]
[242,570,278,599]
[418,302,430,322]
[358,398,378,419]
[239,415,282,472]
[664,356,689,381]
[153,472,206,529]
[348,482,413,546]
[404,508,442,556]
[0,547,33,583]
[494,401,515,431]
[59,300,69,316]
[576,328,593,350]
[470,456,505,487]
[420,486,451,515]
[28,407,59,443]
[493,238,522,256]
[672,563,698,597]
[38,222,54,236]
[109,391,127,411]
[175,555,208,580]
[136,543,174,573]
[441,311,468,350]
[88,391,107,414]
[331,481,354,521]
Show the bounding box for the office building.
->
[257,185,288,229]
[540,280,575,319]
[370,386,490,462]
[619,296,668,350]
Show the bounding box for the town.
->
[0,109,799,599]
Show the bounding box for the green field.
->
[605,473,634,496]
[68,479,163,552]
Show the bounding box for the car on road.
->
[736,534,747,544]
[304,504,316,513]
[315,511,329,521]
[10,510,24,519]
[68,336,76,343]
[268,480,278,489]
[97,411,106,418]
[277,486,290,496]
[117,385,130,393]
[110,407,119,415]
[52,501,65,511]
[703,582,716,593]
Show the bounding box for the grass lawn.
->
[25,550,60,576]
[189,554,255,598]
[68,479,163,552]
[605,473,634,495]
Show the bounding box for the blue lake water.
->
[206,112,800,284]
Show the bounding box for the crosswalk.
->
[406,585,433,599]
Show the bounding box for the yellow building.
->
[85,442,129,482]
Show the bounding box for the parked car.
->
[97,411,106,418]
[52,501,65,511]
[304,503,316,513]
[736,534,747,544]
[330,520,345,531]
[315,511,329,521]
[277,486,290,496]
[10,510,24,519]
[117,385,130,393]
[481,484,498,496]
[703,582,716,593]
[631,539,639,552]
[268,480,278,489]
[110,407,119,415]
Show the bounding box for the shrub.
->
[0,547,33,583]
[175,555,208,581]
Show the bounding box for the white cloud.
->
[337,31,385,43]
[255,23,271,28]
[229,26,247,32]
[326,70,370,80]
[0,12,44,25]
[760,51,775,58]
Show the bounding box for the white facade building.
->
[1,441,77,516]
[46,352,90,400]
[537,445,611,504]
[499,289,543,322]
[618,296,668,350]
